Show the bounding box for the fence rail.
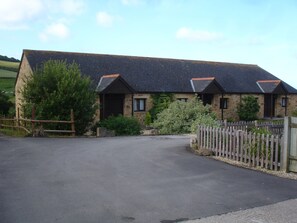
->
[218,120,284,136]
[197,126,282,171]
[0,109,75,136]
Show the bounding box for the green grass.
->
[0,128,27,137]
[0,69,17,78]
[0,60,19,71]
[0,78,15,98]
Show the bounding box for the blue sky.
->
[1,0,297,88]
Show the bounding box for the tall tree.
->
[22,60,96,134]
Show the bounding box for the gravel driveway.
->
[1,135,297,223]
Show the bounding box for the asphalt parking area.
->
[1,135,297,223]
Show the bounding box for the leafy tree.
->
[237,96,260,121]
[22,60,96,135]
[152,98,218,134]
[0,91,13,115]
[149,93,174,121]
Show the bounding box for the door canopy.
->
[96,74,135,94]
[190,77,224,94]
[256,80,288,94]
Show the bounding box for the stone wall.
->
[212,94,264,121]
[132,93,153,124]
[123,94,133,117]
[173,93,195,101]
[278,94,297,117]
[15,54,33,118]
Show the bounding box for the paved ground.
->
[1,135,297,223]
[183,198,297,223]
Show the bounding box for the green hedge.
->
[98,115,141,136]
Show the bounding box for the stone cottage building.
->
[15,49,297,123]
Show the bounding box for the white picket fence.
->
[218,120,284,136]
[197,126,282,171]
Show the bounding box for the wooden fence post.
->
[17,107,20,127]
[275,135,279,171]
[281,117,290,172]
[71,109,75,137]
[197,126,200,148]
[31,105,35,133]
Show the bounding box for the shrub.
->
[144,112,152,126]
[250,127,272,135]
[22,60,96,135]
[0,91,13,116]
[292,109,297,117]
[99,115,141,136]
[237,96,260,121]
[152,98,218,134]
[149,93,174,121]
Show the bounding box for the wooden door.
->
[101,94,124,119]
[264,94,275,118]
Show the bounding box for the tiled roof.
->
[96,74,120,92]
[256,80,287,94]
[21,49,297,94]
[96,74,134,94]
[190,77,223,93]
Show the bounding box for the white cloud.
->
[59,0,86,15]
[0,0,43,29]
[0,0,86,30]
[39,23,69,42]
[176,27,222,42]
[121,0,142,5]
[96,12,114,27]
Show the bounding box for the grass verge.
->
[0,128,27,137]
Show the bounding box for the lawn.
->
[0,68,17,78]
[0,61,18,101]
[0,78,15,98]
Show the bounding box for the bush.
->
[237,96,260,121]
[22,60,96,135]
[250,127,271,135]
[99,115,141,136]
[292,109,297,117]
[149,93,174,121]
[0,91,13,116]
[144,112,152,126]
[152,98,218,134]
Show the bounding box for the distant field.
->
[0,69,17,78]
[0,60,19,102]
[0,60,20,72]
[0,60,19,69]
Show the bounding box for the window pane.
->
[281,97,287,107]
[139,99,145,111]
[220,98,228,109]
[133,99,137,111]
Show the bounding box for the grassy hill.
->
[0,60,19,101]
[0,60,19,72]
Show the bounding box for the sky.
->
[1,0,297,88]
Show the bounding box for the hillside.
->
[0,60,20,72]
[0,58,20,101]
